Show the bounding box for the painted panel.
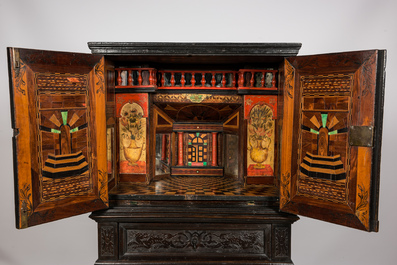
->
[116,94,148,174]
[244,96,277,177]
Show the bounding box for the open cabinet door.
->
[279,50,386,231]
[8,48,109,228]
[150,105,174,182]
[223,107,244,183]
[105,60,117,191]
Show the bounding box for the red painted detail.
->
[212,132,217,167]
[177,132,184,166]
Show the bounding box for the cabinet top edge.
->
[87,42,302,56]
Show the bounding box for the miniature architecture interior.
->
[8,43,386,264]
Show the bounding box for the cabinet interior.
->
[105,56,283,201]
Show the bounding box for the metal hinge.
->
[12,48,20,75]
[349,126,374,147]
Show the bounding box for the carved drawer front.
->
[119,223,272,261]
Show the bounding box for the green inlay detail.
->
[203,142,207,145]
[310,129,319,134]
[188,162,192,166]
[188,142,192,145]
[70,127,79,133]
[203,162,207,166]
[321,113,328,128]
[51,129,61,134]
[61,111,68,125]
[196,132,200,137]
[328,130,338,135]
[188,94,207,103]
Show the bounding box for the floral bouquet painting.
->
[119,102,146,173]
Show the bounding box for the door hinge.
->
[12,48,20,75]
[349,126,374,147]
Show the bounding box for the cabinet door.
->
[279,50,386,231]
[150,105,174,182]
[8,48,109,229]
[223,107,244,182]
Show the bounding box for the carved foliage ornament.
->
[95,58,105,95]
[98,170,108,204]
[126,230,264,254]
[274,227,289,258]
[100,226,115,257]
[19,183,33,228]
[360,53,377,98]
[280,172,291,208]
[356,184,369,228]
[13,60,27,95]
[284,60,295,99]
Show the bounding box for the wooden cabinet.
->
[7,43,386,264]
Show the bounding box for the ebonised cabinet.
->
[7,42,386,264]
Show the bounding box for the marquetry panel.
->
[187,132,209,167]
[9,48,108,228]
[280,50,385,232]
[153,93,243,104]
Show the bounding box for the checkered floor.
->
[111,176,278,198]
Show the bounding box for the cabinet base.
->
[90,201,298,265]
[95,261,294,265]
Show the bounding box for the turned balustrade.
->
[115,68,157,88]
[115,68,278,91]
[238,69,278,90]
[158,70,237,90]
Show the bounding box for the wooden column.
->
[177,132,184,166]
[211,132,217,167]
